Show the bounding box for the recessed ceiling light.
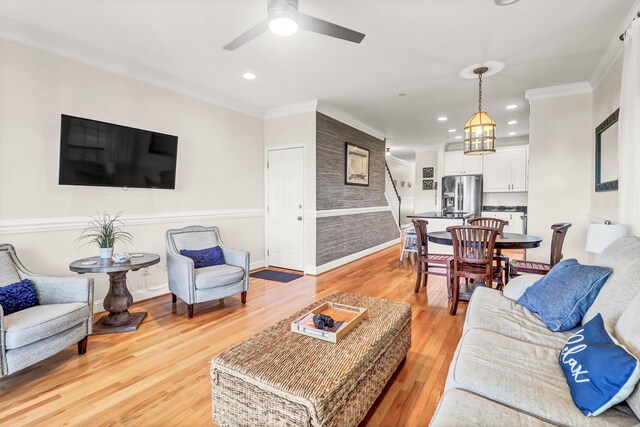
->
[242,72,257,80]
[508,132,517,136]
[398,93,407,97]
[494,0,520,5]
[508,120,518,125]
[506,104,518,110]
[438,116,448,122]
[455,135,462,140]
[448,129,457,133]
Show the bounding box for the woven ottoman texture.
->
[211,292,412,427]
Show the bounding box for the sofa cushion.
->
[445,328,639,426]
[431,389,554,427]
[464,287,571,349]
[0,251,20,287]
[194,264,244,290]
[584,237,640,331]
[4,302,90,349]
[518,259,611,332]
[503,273,544,301]
[615,291,640,419]
[560,314,640,417]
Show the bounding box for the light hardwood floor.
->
[0,245,470,426]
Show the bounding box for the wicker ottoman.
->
[211,292,412,427]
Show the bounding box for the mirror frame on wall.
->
[595,108,619,192]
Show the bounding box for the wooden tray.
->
[291,301,368,343]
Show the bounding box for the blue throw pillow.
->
[179,246,225,269]
[560,314,640,416]
[0,278,39,315]
[518,259,611,332]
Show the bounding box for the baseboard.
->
[250,259,266,270]
[309,238,400,275]
[92,258,265,313]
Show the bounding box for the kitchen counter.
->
[407,212,474,220]
[482,205,528,213]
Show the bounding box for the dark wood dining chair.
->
[447,226,503,316]
[468,217,509,233]
[469,217,510,287]
[412,219,453,293]
[509,223,572,277]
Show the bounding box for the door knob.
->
[297,216,303,221]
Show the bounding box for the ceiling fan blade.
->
[298,13,365,44]
[223,19,268,51]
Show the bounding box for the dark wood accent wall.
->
[315,112,399,266]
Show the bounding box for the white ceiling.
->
[0,0,635,160]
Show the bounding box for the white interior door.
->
[267,147,304,271]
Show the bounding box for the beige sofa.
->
[431,237,640,426]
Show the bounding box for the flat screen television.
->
[59,114,178,189]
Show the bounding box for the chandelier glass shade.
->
[464,68,496,155]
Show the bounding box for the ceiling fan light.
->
[268,0,299,36]
[269,16,298,36]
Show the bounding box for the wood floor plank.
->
[0,244,465,426]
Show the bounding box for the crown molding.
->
[263,100,319,119]
[316,101,387,141]
[525,82,593,101]
[590,0,640,89]
[0,18,264,119]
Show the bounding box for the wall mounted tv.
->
[59,115,178,189]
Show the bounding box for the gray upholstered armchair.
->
[165,226,249,318]
[0,244,94,377]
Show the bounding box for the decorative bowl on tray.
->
[111,252,131,263]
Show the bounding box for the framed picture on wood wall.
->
[345,142,370,186]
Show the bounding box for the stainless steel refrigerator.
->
[441,175,483,217]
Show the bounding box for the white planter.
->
[100,247,114,259]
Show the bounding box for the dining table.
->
[427,230,543,301]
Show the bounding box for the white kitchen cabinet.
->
[481,211,525,234]
[482,146,528,192]
[444,151,483,176]
[482,150,510,192]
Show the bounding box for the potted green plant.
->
[77,212,134,258]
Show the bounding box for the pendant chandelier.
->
[464,67,496,155]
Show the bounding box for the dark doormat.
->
[250,269,303,283]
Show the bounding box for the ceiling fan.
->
[223,0,366,51]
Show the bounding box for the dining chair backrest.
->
[550,222,572,266]
[412,219,429,257]
[468,217,509,234]
[447,226,500,271]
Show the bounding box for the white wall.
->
[527,92,593,263]
[591,56,623,223]
[414,148,444,214]
[0,39,265,310]
[264,110,317,272]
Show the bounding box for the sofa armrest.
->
[166,250,196,303]
[26,274,94,305]
[0,305,5,376]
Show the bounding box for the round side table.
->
[70,253,160,334]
